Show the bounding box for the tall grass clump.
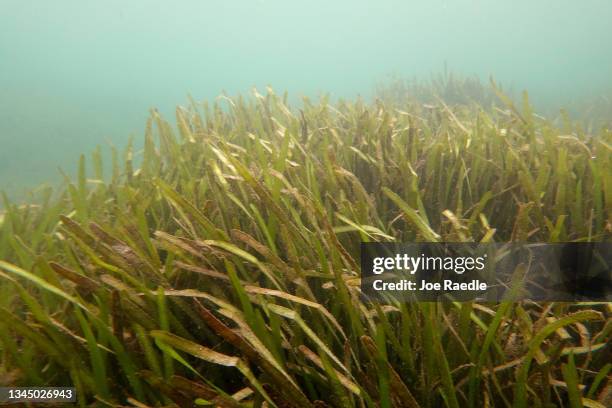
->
[0,82,610,407]
[374,70,504,108]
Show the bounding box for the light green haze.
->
[1,0,611,197]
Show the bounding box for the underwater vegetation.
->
[0,81,611,407]
[375,70,504,108]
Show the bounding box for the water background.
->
[2,0,612,199]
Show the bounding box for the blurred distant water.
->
[1,0,611,200]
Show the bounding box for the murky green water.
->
[2,0,612,199]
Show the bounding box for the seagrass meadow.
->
[0,83,611,408]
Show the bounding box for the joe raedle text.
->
[361,242,612,302]
[360,244,496,301]
[372,278,488,292]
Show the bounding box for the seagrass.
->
[0,79,610,407]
